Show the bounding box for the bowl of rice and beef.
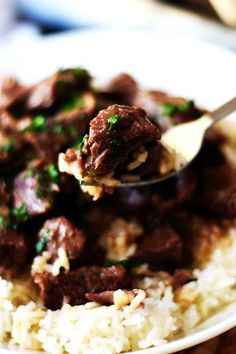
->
[0,66,236,354]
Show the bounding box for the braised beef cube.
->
[59,104,168,191]
[104,73,138,106]
[27,76,57,111]
[194,162,236,217]
[23,131,63,163]
[55,92,96,123]
[134,223,182,267]
[0,77,28,110]
[0,110,20,135]
[0,227,30,279]
[37,216,86,260]
[35,265,130,310]
[82,104,161,177]
[172,269,195,290]
[13,168,59,216]
[85,291,114,305]
[152,169,197,215]
[112,187,150,214]
[27,68,91,111]
[170,209,229,266]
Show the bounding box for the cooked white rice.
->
[1,226,236,354]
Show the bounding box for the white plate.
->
[1,29,236,354]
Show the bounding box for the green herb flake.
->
[54,122,66,137]
[36,229,52,253]
[25,169,35,178]
[74,134,89,151]
[71,68,86,78]
[47,164,60,184]
[11,204,29,222]
[111,138,124,147]
[69,126,79,137]
[36,188,49,198]
[0,215,6,228]
[62,95,85,113]
[0,139,16,153]
[162,100,194,117]
[107,114,120,131]
[25,115,47,133]
[58,67,89,80]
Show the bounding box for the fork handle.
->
[211,96,236,122]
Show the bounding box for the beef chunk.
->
[13,168,59,216]
[85,290,114,305]
[172,269,195,290]
[170,209,231,266]
[27,68,91,111]
[35,265,130,310]
[193,162,236,217]
[0,77,28,110]
[135,92,203,133]
[112,187,150,214]
[104,73,138,106]
[59,104,174,197]
[37,216,86,260]
[134,223,182,267]
[80,104,161,177]
[0,227,30,279]
[22,129,64,164]
[22,93,95,164]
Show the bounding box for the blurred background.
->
[0,0,236,51]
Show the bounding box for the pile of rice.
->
[1,227,236,354]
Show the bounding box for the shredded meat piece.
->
[0,227,30,279]
[85,290,114,305]
[0,77,28,109]
[35,265,130,310]
[172,269,195,290]
[170,210,233,266]
[13,169,59,216]
[193,162,236,217]
[80,104,161,177]
[104,73,138,106]
[134,223,182,267]
[59,104,174,197]
[38,216,86,260]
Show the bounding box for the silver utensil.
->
[108,96,236,188]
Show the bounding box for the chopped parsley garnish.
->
[70,67,88,79]
[69,126,79,137]
[36,189,48,197]
[162,100,194,117]
[24,115,47,133]
[11,204,29,222]
[111,138,124,147]
[0,139,16,153]
[25,169,35,178]
[107,114,120,131]
[74,134,89,151]
[54,122,66,137]
[36,229,52,253]
[0,215,6,228]
[58,67,88,79]
[47,164,60,184]
[62,95,85,112]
